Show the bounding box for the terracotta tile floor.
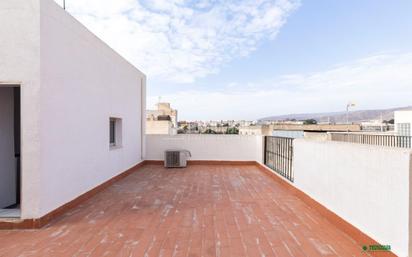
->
[0,165,385,257]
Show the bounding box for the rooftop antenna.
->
[156,96,162,109]
[63,0,66,10]
[346,102,356,132]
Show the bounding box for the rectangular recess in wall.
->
[109,117,122,150]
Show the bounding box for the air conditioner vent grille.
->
[166,151,181,167]
[164,150,191,168]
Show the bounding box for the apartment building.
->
[146,102,178,135]
[395,110,412,136]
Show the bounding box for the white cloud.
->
[59,0,300,83]
[148,52,412,120]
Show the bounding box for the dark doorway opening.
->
[0,86,21,217]
[10,87,20,208]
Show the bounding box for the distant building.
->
[395,110,412,136]
[178,121,199,134]
[206,120,219,127]
[146,103,178,135]
[239,120,255,127]
[239,123,363,136]
[272,130,304,138]
[188,120,241,134]
[147,103,178,127]
[199,125,229,134]
[239,125,272,136]
[271,123,361,132]
[360,120,394,132]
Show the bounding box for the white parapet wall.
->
[293,139,412,257]
[146,134,263,162]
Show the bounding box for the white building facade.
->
[146,102,178,135]
[395,110,412,136]
[0,0,146,219]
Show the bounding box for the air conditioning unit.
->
[164,149,191,168]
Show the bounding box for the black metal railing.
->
[330,133,412,148]
[264,136,294,182]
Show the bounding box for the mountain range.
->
[260,106,412,123]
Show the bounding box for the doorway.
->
[0,86,21,218]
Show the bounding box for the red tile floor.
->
[0,164,389,257]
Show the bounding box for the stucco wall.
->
[293,139,412,256]
[0,0,145,218]
[0,0,42,218]
[146,135,263,162]
[37,0,145,217]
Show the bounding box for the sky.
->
[57,0,412,120]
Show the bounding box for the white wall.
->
[0,0,145,219]
[146,134,263,162]
[146,120,174,135]
[37,0,145,217]
[0,0,42,218]
[395,110,412,136]
[0,88,16,208]
[293,139,412,257]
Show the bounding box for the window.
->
[109,117,122,149]
[397,123,411,136]
[110,119,116,146]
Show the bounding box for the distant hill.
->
[260,106,412,123]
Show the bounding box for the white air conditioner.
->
[164,149,191,168]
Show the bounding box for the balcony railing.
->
[264,136,294,182]
[330,133,412,148]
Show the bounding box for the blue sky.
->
[61,0,412,120]
[215,1,412,80]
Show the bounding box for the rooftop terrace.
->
[0,164,382,257]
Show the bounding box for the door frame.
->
[0,83,21,210]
